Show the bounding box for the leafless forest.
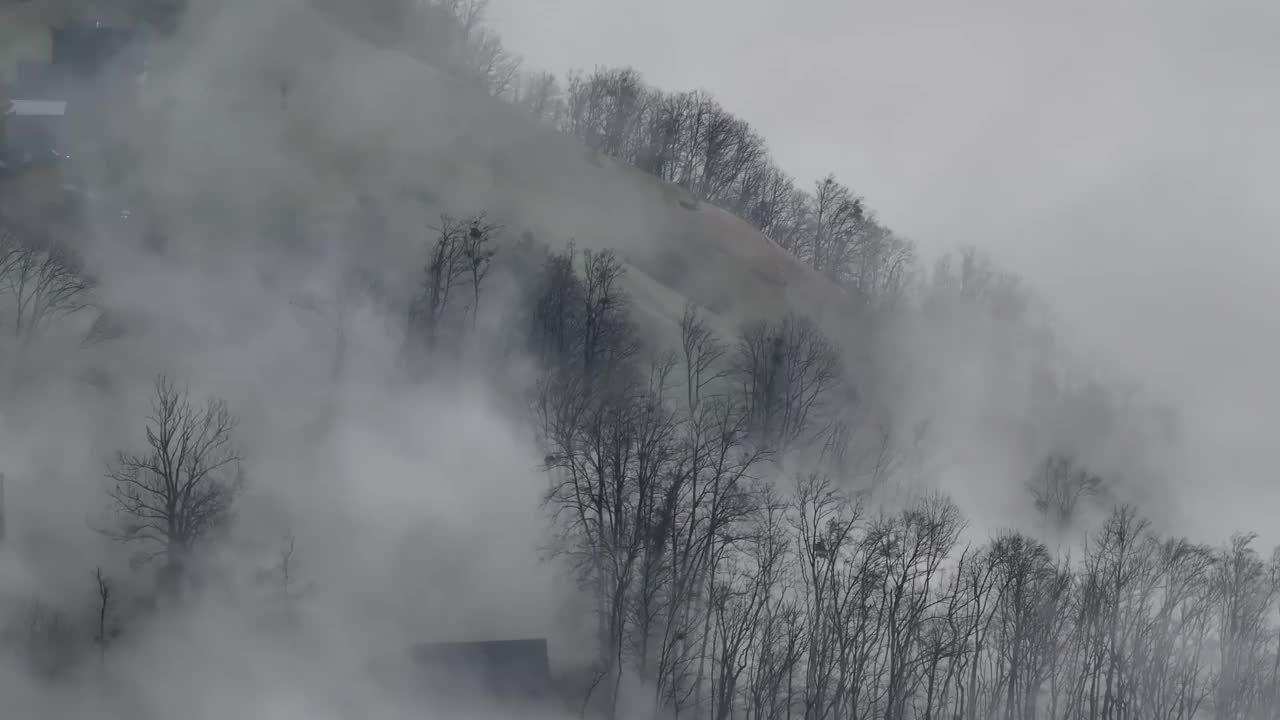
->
[0,2,1271,720]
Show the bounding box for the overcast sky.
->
[488,0,1280,535]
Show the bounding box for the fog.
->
[488,0,1280,539]
[1,1,580,716]
[2,0,1279,717]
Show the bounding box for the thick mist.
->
[3,1,1277,718]
[488,0,1280,543]
[1,1,585,717]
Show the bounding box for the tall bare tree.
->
[578,248,637,382]
[461,215,499,331]
[92,567,114,665]
[1028,453,1104,537]
[734,313,841,454]
[106,375,243,586]
[679,302,728,415]
[405,213,498,365]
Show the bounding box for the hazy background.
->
[488,0,1280,537]
[0,1,1276,713]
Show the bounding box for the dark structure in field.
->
[371,637,558,711]
[411,638,554,702]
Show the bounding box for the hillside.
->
[6,0,851,349]
[2,0,1185,513]
[2,0,1173,530]
[286,0,853,335]
[7,5,1266,720]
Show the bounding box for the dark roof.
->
[370,638,556,709]
[8,100,67,117]
[411,638,553,701]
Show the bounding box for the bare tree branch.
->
[105,375,243,582]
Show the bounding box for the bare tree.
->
[1027,453,1103,536]
[578,248,637,381]
[804,175,869,282]
[540,358,682,720]
[792,471,865,720]
[407,214,469,354]
[1211,533,1279,720]
[679,302,728,415]
[564,67,648,158]
[92,567,114,665]
[106,375,243,585]
[514,70,566,126]
[694,105,765,204]
[527,242,584,371]
[873,494,966,720]
[404,213,499,364]
[636,89,690,182]
[358,0,522,95]
[734,313,841,454]
[461,215,499,331]
[0,225,92,341]
[655,394,768,715]
[523,242,637,384]
[278,534,297,595]
[435,0,522,96]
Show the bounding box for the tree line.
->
[503,225,1280,720]
[514,67,914,300]
[0,4,1226,716]
[350,1,915,301]
[0,199,1266,720]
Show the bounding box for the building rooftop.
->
[369,637,558,711]
[9,100,67,117]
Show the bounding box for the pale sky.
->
[488,0,1280,534]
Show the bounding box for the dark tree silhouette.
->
[0,225,93,341]
[106,375,243,585]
